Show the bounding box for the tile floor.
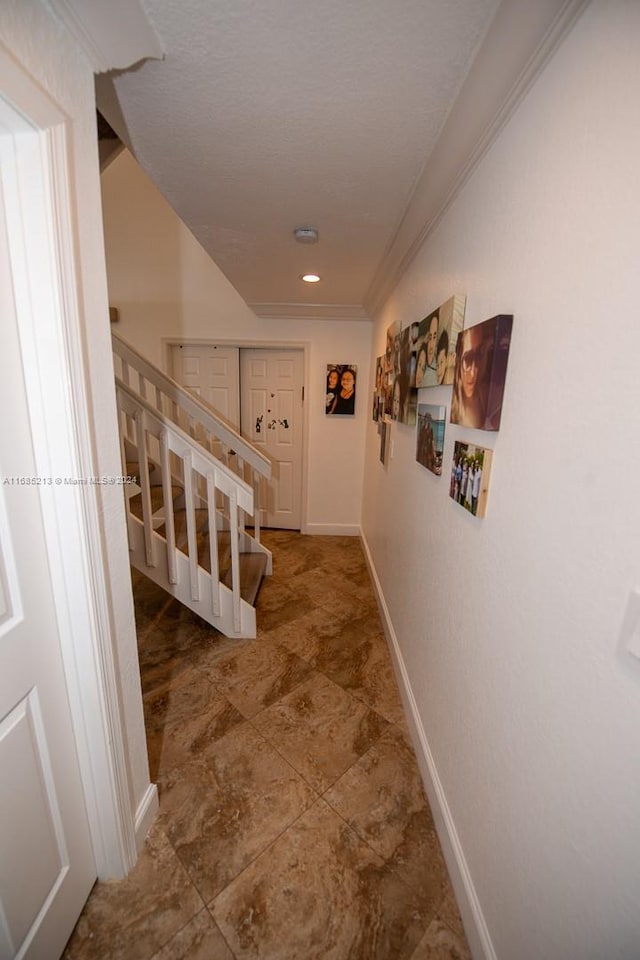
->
[63,531,471,960]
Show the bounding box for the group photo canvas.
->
[415,294,466,388]
[449,440,493,518]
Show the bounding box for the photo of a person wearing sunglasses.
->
[451,315,513,430]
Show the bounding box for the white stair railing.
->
[116,377,263,638]
[112,332,271,546]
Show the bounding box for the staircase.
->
[112,334,272,639]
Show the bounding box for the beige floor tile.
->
[435,885,469,946]
[254,577,318,630]
[252,672,388,792]
[318,589,380,623]
[309,618,405,723]
[62,824,203,960]
[199,638,313,718]
[261,533,330,582]
[211,798,435,960]
[324,725,428,855]
[324,726,449,899]
[286,566,365,607]
[143,665,245,779]
[156,722,316,901]
[131,571,172,637]
[261,604,352,661]
[137,605,233,695]
[149,908,235,960]
[409,918,472,960]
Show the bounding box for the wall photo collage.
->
[372,296,513,518]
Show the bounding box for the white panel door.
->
[170,344,240,428]
[0,158,95,959]
[240,349,304,530]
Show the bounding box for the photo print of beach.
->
[449,440,493,518]
[416,404,446,476]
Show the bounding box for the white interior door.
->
[0,151,95,959]
[240,349,304,530]
[170,343,240,428]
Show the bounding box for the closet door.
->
[240,349,303,530]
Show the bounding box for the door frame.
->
[1,48,139,879]
[163,337,311,532]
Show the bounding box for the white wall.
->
[1,1,152,857]
[363,3,640,958]
[101,150,372,533]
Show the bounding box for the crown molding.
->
[50,0,163,73]
[249,302,371,322]
[364,0,589,319]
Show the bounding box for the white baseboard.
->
[134,782,159,852]
[360,531,497,960]
[302,522,361,536]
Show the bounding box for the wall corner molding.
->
[49,0,163,73]
[364,0,590,318]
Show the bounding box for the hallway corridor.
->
[63,532,470,960]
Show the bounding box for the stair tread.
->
[223,552,268,606]
[129,483,184,520]
[150,511,265,605]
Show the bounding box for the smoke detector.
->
[294,226,319,244]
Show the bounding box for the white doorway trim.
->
[0,47,138,879]
[162,337,312,533]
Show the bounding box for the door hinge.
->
[301,386,304,403]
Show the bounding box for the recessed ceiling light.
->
[301,274,321,283]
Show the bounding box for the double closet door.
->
[170,344,303,530]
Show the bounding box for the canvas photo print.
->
[391,325,418,425]
[416,404,446,476]
[415,294,466,388]
[373,356,384,421]
[379,417,391,465]
[436,294,466,386]
[450,314,513,430]
[326,364,357,415]
[449,440,493,518]
[415,307,440,388]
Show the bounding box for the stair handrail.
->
[112,333,271,480]
[116,377,254,633]
[115,376,254,505]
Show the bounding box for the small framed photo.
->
[449,440,493,518]
[326,364,357,416]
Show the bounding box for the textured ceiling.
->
[104,0,500,317]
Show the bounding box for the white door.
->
[240,349,304,530]
[170,344,240,428]
[0,166,95,957]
